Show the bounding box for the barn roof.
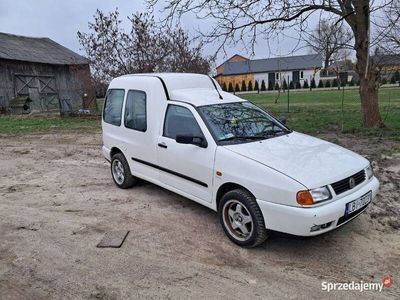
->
[0,32,88,65]
[221,54,322,75]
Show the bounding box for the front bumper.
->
[256,176,379,236]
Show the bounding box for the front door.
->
[268,73,275,89]
[292,71,300,85]
[157,103,215,203]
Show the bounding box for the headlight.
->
[297,186,332,205]
[365,164,373,179]
[310,186,332,203]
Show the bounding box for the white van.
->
[102,73,379,247]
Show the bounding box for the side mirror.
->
[278,116,287,125]
[176,134,207,148]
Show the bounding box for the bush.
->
[390,75,397,84]
[235,83,240,92]
[268,81,273,90]
[282,78,288,90]
[289,81,294,89]
[349,78,354,86]
[332,78,338,87]
[325,80,331,88]
[303,80,309,89]
[317,80,324,88]
[295,81,301,89]
[241,80,247,91]
[394,70,400,81]
[221,82,227,91]
[274,82,280,90]
[261,80,266,91]
[248,80,253,91]
[254,80,259,91]
[228,82,234,92]
[310,78,316,89]
[381,78,387,85]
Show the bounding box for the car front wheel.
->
[219,189,268,248]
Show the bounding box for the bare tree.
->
[377,1,400,54]
[161,28,213,74]
[77,9,212,83]
[306,19,352,68]
[147,0,397,128]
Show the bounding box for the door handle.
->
[158,142,167,149]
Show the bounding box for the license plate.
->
[345,191,372,216]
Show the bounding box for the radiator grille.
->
[331,170,366,195]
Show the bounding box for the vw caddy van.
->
[102,73,379,247]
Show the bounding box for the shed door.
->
[28,88,40,110]
[14,75,60,112]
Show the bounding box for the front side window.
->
[198,101,290,144]
[124,90,147,131]
[163,105,203,139]
[300,71,304,79]
[103,89,125,126]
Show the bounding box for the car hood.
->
[223,132,369,189]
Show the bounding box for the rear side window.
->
[103,89,125,126]
[124,90,147,131]
[163,105,203,139]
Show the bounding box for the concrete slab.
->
[96,231,130,248]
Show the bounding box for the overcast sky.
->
[0,0,314,65]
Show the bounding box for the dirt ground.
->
[0,131,399,299]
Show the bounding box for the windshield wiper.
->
[219,135,265,142]
[257,129,292,137]
[219,129,292,142]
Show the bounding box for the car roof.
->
[170,88,244,106]
[113,73,246,106]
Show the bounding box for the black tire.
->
[218,188,268,248]
[111,153,137,189]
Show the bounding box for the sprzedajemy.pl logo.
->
[322,277,392,292]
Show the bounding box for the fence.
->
[234,86,400,134]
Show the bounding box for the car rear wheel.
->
[219,189,268,247]
[111,153,137,189]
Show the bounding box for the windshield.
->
[198,101,291,143]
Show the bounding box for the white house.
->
[215,54,323,90]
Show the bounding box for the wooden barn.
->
[0,32,94,114]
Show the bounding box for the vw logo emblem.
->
[349,177,356,189]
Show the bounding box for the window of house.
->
[276,73,279,80]
[124,90,147,131]
[300,71,304,79]
[163,105,203,139]
[103,89,125,126]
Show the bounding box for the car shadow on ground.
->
[133,178,359,254]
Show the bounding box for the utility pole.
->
[287,75,290,113]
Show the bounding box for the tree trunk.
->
[355,46,383,128]
[358,73,382,127]
[324,57,330,69]
[351,0,383,128]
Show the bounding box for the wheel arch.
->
[216,182,256,209]
[110,147,123,158]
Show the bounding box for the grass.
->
[1,87,399,138]
[0,115,101,135]
[239,87,400,139]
